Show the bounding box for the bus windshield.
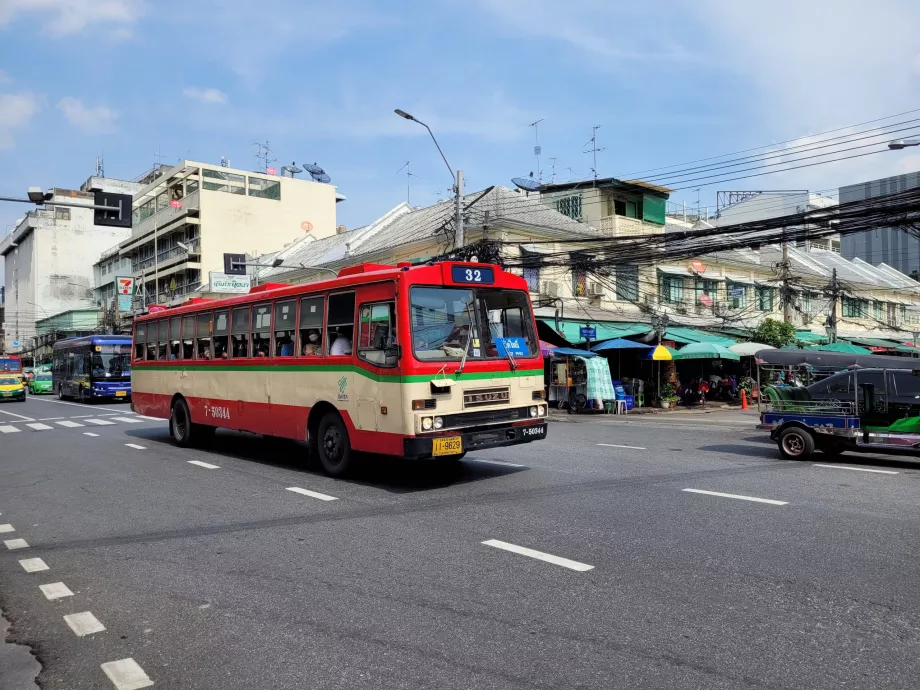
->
[91,344,132,378]
[410,287,537,361]
[0,358,22,373]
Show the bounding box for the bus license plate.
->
[115,391,127,397]
[432,436,463,456]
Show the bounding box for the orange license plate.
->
[432,436,463,456]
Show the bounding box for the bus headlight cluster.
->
[539,405,546,416]
[422,417,433,431]
[434,416,444,429]
[530,406,538,417]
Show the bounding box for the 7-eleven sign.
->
[116,277,135,296]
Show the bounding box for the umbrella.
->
[642,345,675,361]
[539,340,557,357]
[672,342,741,361]
[728,342,774,357]
[591,338,653,352]
[808,342,872,355]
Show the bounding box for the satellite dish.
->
[281,162,302,177]
[512,177,543,192]
[312,172,332,184]
[303,162,324,175]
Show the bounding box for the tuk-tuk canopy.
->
[754,349,920,370]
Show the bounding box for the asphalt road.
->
[2,396,920,689]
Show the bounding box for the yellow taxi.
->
[0,375,27,402]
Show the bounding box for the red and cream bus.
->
[131,261,548,475]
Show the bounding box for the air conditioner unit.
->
[587,282,604,297]
[541,281,558,298]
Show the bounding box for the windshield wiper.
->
[455,299,476,376]
[504,346,517,371]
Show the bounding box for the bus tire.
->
[778,426,815,460]
[316,412,353,477]
[58,384,66,400]
[170,398,195,448]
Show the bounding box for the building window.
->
[694,279,717,304]
[572,268,587,297]
[660,275,683,305]
[202,169,245,195]
[555,194,582,220]
[523,266,540,293]
[53,207,70,220]
[873,301,884,320]
[843,297,869,319]
[607,197,639,219]
[801,291,811,315]
[900,304,907,322]
[756,287,774,311]
[248,177,281,200]
[614,265,638,301]
[727,282,747,310]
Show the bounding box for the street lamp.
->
[888,138,920,150]
[394,108,464,248]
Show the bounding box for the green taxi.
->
[28,372,53,395]
[0,376,26,402]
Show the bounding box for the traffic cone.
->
[740,389,749,410]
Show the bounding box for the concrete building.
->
[107,161,343,311]
[0,177,143,356]
[840,171,920,275]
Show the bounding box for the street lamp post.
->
[394,109,464,249]
[888,139,920,150]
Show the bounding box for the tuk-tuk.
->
[755,349,920,459]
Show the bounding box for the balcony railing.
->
[597,215,662,237]
[131,189,199,239]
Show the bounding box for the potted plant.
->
[659,381,679,409]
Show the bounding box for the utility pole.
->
[455,170,464,250]
[781,227,793,323]
[825,268,839,343]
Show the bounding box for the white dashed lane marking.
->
[465,458,526,468]
[64,611,106,636]
[188,460,220,469]
[101,658,154,690]
[597,443,647,450]
[124,444,146,450]
[55,420,85,428]
[0,425,20,433]
[86,418,117,426]
[482,539,594,572]
[83,432,100,437]
[682,488,788,506]
[4,538,29,550]
[813,463,899,475]
[19,558,49,573]
[40,582,74,600]
[0,408,34,421]
[0,524,15,533]
[111,416,143,424]
[286,487,339,501]
[25,423,53,431]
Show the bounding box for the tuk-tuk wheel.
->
[778,427,815,460]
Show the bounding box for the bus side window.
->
[157,320,168,361]
[327,292,355,356]
[182,315,195,359]
[135,324,146,361]
[273,300,296,357]
[196,313,212,359]
[213,311,229,359]
[169,317,181,360]
[298,296,324,356]
[146,320,157,360]
[251,303,271,357]
[358,302,396,366]
[231,307,250,358]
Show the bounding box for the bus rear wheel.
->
[171,398,197,448]
[316,412,353,477]
[58,384,66,400]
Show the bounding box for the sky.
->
[2,0,920,269]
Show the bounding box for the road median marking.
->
[286,486,338,501]
[40,582,73,600]
[0,524,14,533]
[0,409,34,421]
[0,425,20,433]
[64,611,106,636]
[482,539,594,572]
[682,488,788,505]
[25,422,53,431]
[55,420,85,428]
[83,432,100,437]
[466,458,526,468]
[101,658,154,690]
[4,538,29,550]
[813,464,899,475]
[86,418,116,426]
[19,558,49,573]
[597,443,647,450]
[188,460,220,469]
[111,416,143,424]
[125,443,146,450]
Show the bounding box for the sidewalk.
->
[548,404,760,424]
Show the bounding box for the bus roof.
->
[135,261,528,322]
[52,335,133,349]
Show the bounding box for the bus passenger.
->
[330,332,352,356]
[302,330,321,356]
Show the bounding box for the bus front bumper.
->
[402,421,548,459]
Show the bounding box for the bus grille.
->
[441,406,527,429]
[463,387,510,408]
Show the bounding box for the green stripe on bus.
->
[131,363,540,384]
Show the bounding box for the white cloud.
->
[182,87,228,105]
[0,0,147,37]
[56,97,117,133]
[0,92,42,149]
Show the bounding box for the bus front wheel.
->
[316,412,353,477]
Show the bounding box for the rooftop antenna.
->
[396,161,416,205]
[252,140,277,174]
[94,151,104,178]
[220,156,230,168]
[548,157,557,184]
[528,118,544,182]
[565,166,577,182]
[281,161,303,178]
[582,125,605,181]
[153,145,168,172]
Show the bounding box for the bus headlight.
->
[539,405,546,416]
[422,417,433,431]
[529,406,538,418]
[434,416,444,429]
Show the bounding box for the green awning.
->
[547,320,650,344]
[664,327,737,346]
[847,337,902,349]
[794,331,828,344]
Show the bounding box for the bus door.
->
[326,292,358,429]
[354,301,398,432]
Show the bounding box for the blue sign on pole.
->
[729,287,744,297]
[579,326,596,340]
